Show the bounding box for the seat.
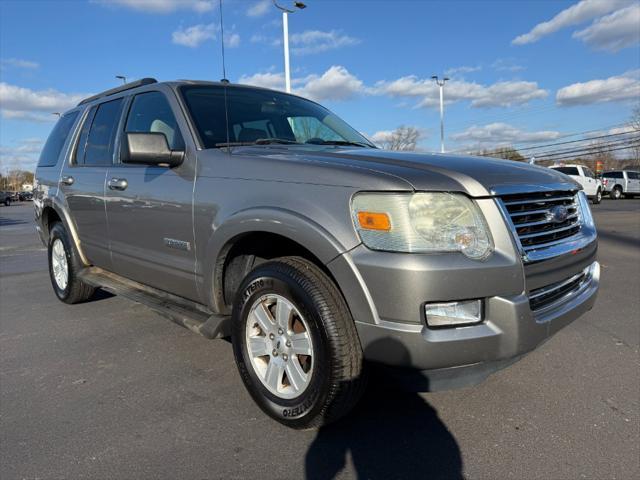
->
[238,128,268,143]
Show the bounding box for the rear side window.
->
[627,172,639,180]
[605,171,623,179]
[124,91,184,150]
[37,111,79,167]
[553,167,579,176]
[75,98,124,166]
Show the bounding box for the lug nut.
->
[272,349,278,356]
[286,340,291,347]
[278,328,284,335]
[283,354,288,361]
[269,333,275,340]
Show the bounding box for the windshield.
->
[179,85,374,149]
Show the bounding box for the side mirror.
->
[124,132,184,168]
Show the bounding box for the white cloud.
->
[239,65,364,102]
[368,126,427,149]
[246,0,270,17]
[250,34,281,46]
[491,58,525,72]
[1,110,56,123]
[444,65,481,76]
[512,0,632,45]
[0,58,39,70]
[556,70,640,106]
[0,138,45,171]
[373,76,547,109]
[297,66,363,101]
[238,71,285,91]
[290,30,360,55]
[0,83,87,116]
[94,0,213,13]
[225,32,241,48]
[573,3,640,52]
[451,123,561,149]
[172,23,216,47]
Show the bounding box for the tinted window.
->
[605,171,623,179]
[37,111,79,167]
[627,172,639,180]
[125,92,184,150]
[553,167,579,176]
[83,98,124,166]
[180,86,373,149]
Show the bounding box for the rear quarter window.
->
[552,166,579,176]
[37,111,80,167]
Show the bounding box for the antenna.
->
[218,0,227,82]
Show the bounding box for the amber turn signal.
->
[357,211,391,231]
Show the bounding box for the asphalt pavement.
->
[1,200,639,480]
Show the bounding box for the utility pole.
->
[432,75,449,153]
[273,1,307,93]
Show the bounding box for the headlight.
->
[577,191,595,229]
[352,192,493,259]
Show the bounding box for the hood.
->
[229,146,580,197]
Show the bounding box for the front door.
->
[105,90,198,300]
[581,167,598,196]
[60,98,125,269]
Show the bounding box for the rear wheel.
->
[4,198,10,206]
[48,222,95,304]
[231,257,366,429]
[610,186,622,200]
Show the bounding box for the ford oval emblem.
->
[547,205,569,223]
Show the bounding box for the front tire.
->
[593,188,602,204]
[4,198,10,206]
[231,257,366,429]
[48,222,95,304]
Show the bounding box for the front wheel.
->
[4,198,10,206]
[593,188,602,204]
[231,257,366,429]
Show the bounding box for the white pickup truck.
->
[549,165,602,204]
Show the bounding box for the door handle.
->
[108,178,128,191]
[61,175,74,186]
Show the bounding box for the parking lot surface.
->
[1,200,639,480]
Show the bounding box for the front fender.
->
[199,207,360,311]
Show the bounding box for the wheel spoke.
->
[290,332,312,356]
[252,303,274,334]
[285,360,308,391]
[264,360,283,391]
[248,336,271,357]
[275,299,293,330]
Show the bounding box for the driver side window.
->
[124,91,184,151]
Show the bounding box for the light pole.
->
[116,75,127,85]
[273,1,306,93]
[52,112,61,118]
[431,75,449,153]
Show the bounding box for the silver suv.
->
[34,79,599,428]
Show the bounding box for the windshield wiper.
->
[305,139,373,148]
[215,138,302,148]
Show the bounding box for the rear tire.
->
[231,256,366,429]
[610,186,622,200]
[4,198,10,206]
[48,222,95,304]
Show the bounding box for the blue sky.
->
[1,0,639,171]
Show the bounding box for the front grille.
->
[529,267,592,312]
[499,191,581,252]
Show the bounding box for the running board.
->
[78,267,231,339]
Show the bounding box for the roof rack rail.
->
[77,78,158,106]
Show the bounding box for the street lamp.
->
[273,1,307,93]
[116,75,127,85]
[431,75,449,153]
[52,112,61,118]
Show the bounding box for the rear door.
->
[105,89,198,300]
[59,98,124,268]
[626,171,640,193]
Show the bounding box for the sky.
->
[1,0,639,172]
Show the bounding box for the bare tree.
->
[376,126,422,151]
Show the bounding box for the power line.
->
[517,130,636,153]
[533,136,640,159]
[536,142,640,163]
